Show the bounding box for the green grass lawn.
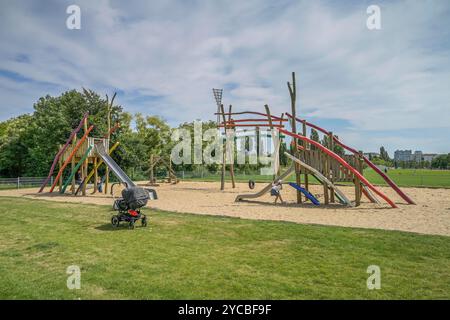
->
[363,168,450,188]
[0,197,449,299]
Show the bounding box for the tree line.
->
[0,90,292,179]
[3,89,446,179]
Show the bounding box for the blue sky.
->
[0,0,449,155]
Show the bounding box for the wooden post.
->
[169,154,177,183]
[104,93,115,194]
[71,136,76,194]
[58,144,63,192]
[354,153,361,206]
[168,155,172,183]
[302,120,309,192]
[93,157,98,194]
[288,72,302,203]
[358,151,364,200]
[323,153,329,204]
[264,104,280,178]
[219,104,226,190]
[228,105,236,188]
[82,117,88,196]
[149,154,155,184]
[328,132,335,203]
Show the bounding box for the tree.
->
[310,129,320,150]
[380,146,390,161]
[431,154,450,169]
[329,135,345,156]
[0,115,33,176]
[0,90,126,177]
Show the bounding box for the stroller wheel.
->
[129,220,135,230]
[111,215,120,227]
[141,216,148,227]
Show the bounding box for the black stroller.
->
[111,187,151,229]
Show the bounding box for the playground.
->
[1,72,449,299]
[2,72,447,236]
[1,181,449,236]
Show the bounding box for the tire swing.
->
[248,180,255,190]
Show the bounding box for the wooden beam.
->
[93,157,98,194]
[228,105,236,188]
[71,135,76,194]
[329,131,335,203]
[302,120,309,192]
[218,123,284,128]
[82,117,88,196]
[288,71,302,204]
[220,104,226,191]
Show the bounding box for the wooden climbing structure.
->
[223,72,414,208]
[39,93,128,196]
[148,154,178,185]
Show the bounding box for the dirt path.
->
[2,181,449,236]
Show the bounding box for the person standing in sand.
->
[271,179,284,204]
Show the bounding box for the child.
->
[271,179,284,204]
[97,177,103,193]
[75,170,82,186]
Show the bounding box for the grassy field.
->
[363,168,450,188]
[0,197,449,299]
[183,168,450,188]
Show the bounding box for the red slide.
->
[285,113,415,205]
[38,113,89,193]
[279,128,398,208]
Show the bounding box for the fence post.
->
[50,176,54,186]
[17,177,20,189]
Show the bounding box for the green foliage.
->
[0,90,127,177]
[379,146,391,161]
[431,154,450,169]
[0,115,33,176]
[309,128,320,151]
[371,157,393,167]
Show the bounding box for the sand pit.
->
[1,181,449,236]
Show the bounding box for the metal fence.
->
[0,177,52,190]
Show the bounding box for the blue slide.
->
[288,182,320,206]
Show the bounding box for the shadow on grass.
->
[32,192,113,199]
[95,223,148,231]
[95,224,126,231]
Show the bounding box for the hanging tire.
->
[248,180,255,189]
[111,215,119,227]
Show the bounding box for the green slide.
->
[61,145,93,194]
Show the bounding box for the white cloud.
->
[0,0,449,153]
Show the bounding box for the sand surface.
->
[1,181,450,236]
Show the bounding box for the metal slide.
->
[284,152,353,206]
[95,143,135,188]
[361,185,381,204]
[235,166,295,201]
